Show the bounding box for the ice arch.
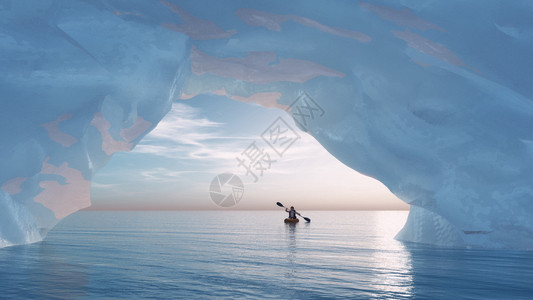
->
[1,0,533,249]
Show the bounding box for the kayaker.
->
[285,206,301,219]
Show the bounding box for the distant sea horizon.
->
[81,208,410,211]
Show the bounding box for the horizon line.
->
[81,208,410,211]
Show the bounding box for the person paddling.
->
[276,202,311,223]
[285,206,301,219]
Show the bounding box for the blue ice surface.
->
[1,0,533,248]
[1,211,532,299]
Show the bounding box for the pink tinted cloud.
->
[1,177,27,195]
[90,113,153,156]
[393,29,465,67]
[232,91,286,109]
[120,116,153,143]
[34,158,91,219]
[40,114,78,147]
[360,2,445,32]
[180,88,287,110]
[236,8,370,42]
[160,0,236,40]
[191,47,345,84]
[90,112,133,155]
[291,16,371,42]
[235,8,290,31]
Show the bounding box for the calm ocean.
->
[0,211,532,299]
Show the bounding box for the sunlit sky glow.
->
[90,94,407,210]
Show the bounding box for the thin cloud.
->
[141,103,224,146]
[132,102,261,169]
[90,182,119,190]
[139,168,202,182]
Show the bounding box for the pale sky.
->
[90,94,407,210]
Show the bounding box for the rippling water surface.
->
[0,211,532,299]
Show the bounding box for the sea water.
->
[0,211,532,299]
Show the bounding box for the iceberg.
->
[1,0,532,248]
[0,0,189,247]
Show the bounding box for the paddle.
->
[276,202,311,222]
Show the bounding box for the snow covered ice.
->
[1,0,533,248]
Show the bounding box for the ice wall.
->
[0,0,189,247]
[1,0,533,248]
[174,0,533,248]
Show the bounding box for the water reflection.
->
[0,242,89,298]
[7,211,530,299]
[279,211,415,298]
[404,243,533,299]
[285,223,297,278]
[367,211,414,298]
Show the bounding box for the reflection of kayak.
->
[284,218,299,223]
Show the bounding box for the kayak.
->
[284,218,299,223]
